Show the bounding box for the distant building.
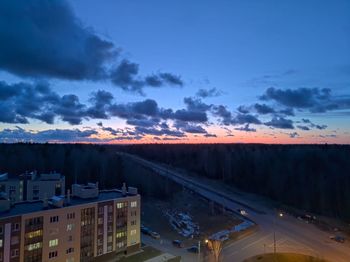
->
[0,172,65,204]
[0,183,141,262]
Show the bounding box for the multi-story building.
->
[0,183,141,262]
[0,172,65,204]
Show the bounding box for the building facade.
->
[0,185,140,262]
[0,172,65,204]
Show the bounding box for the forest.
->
[123,143,350,221]
[0,143,350,220]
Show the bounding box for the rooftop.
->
[0,190,137,218]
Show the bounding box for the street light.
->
[273,212,284,254]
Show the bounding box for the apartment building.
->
[0,172,65,204]
[0,183,141,262]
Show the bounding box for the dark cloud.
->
[278,108,295,116]
[289,132,299,138]
[196,88,222,98]
[265,117,294,129]
[0,127,100,143]
[260,87,350,113]
[297,125,311,131]
[237,105,250,114]
[254,103,275,114]
[234,124,256,132]
[184,97,212,112]
[0,0,116,80]
[231,114,261,125]
[173,109,208,122]
[0,81,88,125]
[212,105,233,125]
[110,59,183,94]
[0,1,183,94]
[204,133,217,138]
[87,90,114,119]
[174,122,207,134]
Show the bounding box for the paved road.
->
[119,152,350,262]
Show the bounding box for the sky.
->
[0,0,349,144]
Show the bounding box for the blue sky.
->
[0,0,349,143]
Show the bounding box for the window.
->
[11,249,19,258]
[0,226,2,235]
[98,218,103,225]
[107,245,112,252]
[66,258,74,262]
[49,228,59,235]
[0,251,2,261]
[98,228,102,235]
[0,239,2,248]
[116,232,125,238]
[108,225,112,232]
[130,229,137,236]
[108,205,113,213]
[49,239,58,247]
[66,224,74,231]
[98,248,102,255]
[67,213,75,220]
[12,223,20,232]
[66,247,74,254]
[97,239,102,246]
[49,251,58,259]
[131,211,137,217]
[116,202,124,209]
[130,201,137,208]
[68,235,73,242]
[26,242,42,251]
[116,242,124,248]
[11,236,19,245]
[98,207,103,214]
[131,220,137,226]
[26,229,43,239]
[50,216,59,223]
[107,235,113,243]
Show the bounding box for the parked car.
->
[172,240,184,248]
[187,245,199,253]
[151,231,160,239]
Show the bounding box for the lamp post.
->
[273,212,284,254]
[198,240,201,262]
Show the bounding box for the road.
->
[119,152,350,262]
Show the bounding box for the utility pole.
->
[198,240,201,262]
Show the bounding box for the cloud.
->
[0,0,183,94]
[254,103,275,114]
[289,132,299,138]
[174,121,208,134]
[297,125,311,131]
[0,81,88,125]
[196,88,222,98]
[260,87,350,113]
[110,59,183,94]
[0,127,100,143]
[234,124,256,132]
[265,117,294,129]
[0,0,116,80]
[231,114,261,125]
[237,105,250,114]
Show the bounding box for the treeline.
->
[0,143,123,189]
[0,143,179,198]
[122,144,350,221]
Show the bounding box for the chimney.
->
[43,194,48,209]
[67,189,71,205]
[122,182,127,196]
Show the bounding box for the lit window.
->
[116,203,124,209]
[26,242,42,251]
[130,201,137,208]
[66,224,74,231]
[49,239,58,247]
[0,239,2,248]
[130,229,137,236]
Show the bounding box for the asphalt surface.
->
[119,152,350,262]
